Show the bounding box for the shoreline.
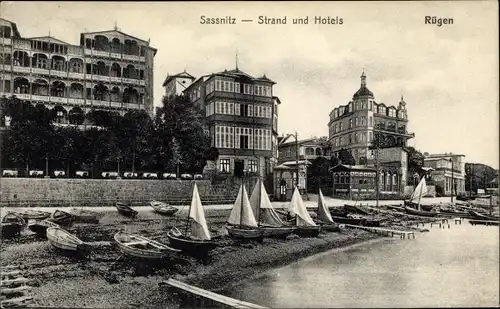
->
[0,206,442,308]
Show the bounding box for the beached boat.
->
[226,184,263,241]
[45,210,73,227]
[70,208,102,223]
[28,220,60,238]
[404,177,434,211]
[249,179,296,238]
[457,195,476,201]
[344,204,371,215]
[404,207,438,217]
[468,210,499,221]
[386,205,406,212]
[288,187,321,237]
[316,189,340,232]
[10,210,51,221]
[1,213,26,238]
[114,231,180,260]
[331,215,366,225]
[150,201,179,216]
[46,227,91,254]
[116,203,138,218]
[167,183,218,260]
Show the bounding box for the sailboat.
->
[316,189,341,232]
[404,177,438,217]
[288,187,321,237]
[226,184,264,241]
[167,183,218,260]
[249,179,296,238]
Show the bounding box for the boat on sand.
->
[226,185,263,241]
[46,210,74,227]
[316,189,340,232]
[116,203,138,218]
[1,213,26,238]
[46,227,91,254]
[70,208,102,223]
[150,201,179,216]
[114,231,180,260]
[167,184,218,261]
[287,187,321,237]
[28,220,60,238]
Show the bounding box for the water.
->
[228,221,499,308]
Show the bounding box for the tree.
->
[337,148,356,165]
[465,163,497,192]
[406,146,425,179]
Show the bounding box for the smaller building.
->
[162,71,195,100]
[278,137,331,164]
[423,153,466,195]
[330,164,377,199]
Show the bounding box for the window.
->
[372,104,377,113]
[361,116,366,126]
[349,134,352,144]
[215,125,234,148]
[355,133,358,143]
[349,119,353,128]
[220,159,230,172]
[355,102,359,110]
[248,160,258,173]
[348,103,352,112]
[334,124,337,133]
[216,80,221,91]
[339,122,343,131]
[355,117,359,126]
[369,116,373,126]
[339,137,343,146]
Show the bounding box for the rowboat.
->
[114,231,181,260]
[150,201,179,216]
[1,213,26,238]
[468,210,499,221]
[46,227,91,254]
[386,205,406,212]
[9,210,51,221]
[46,210,73,227]
[116,203,138,218]
[404,207,438,217]
[344,204,371,215]
[331,215,366,225]
[226,185,263,241]
[28,220,60,238]
[70,208,102,223]
[167,184,218,261]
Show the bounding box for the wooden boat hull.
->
[386,205,406,212]
[1,223,23,238]
[344,204,371,215]
[469,220,499,226]
[28,220,59,238]
[71,209,101,223]
[166,231,218,258]
[150,202,179,216]
[404,201,433,212]
[46,210,74,227]
[468,211,499,221]
[12,210,51,221]
[331,216,366,225]
[404,207,438,217]
[114,232,180,260]
[362,219,381,227]
[260,226,296,238]
[226,225,263,240]
[46,227,90,254]
[294,225,321,237]
[320,223,341,232]
[116,204,138,218]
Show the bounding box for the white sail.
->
[256,180,284,226]
[249,179,261,219]
[317,189,334,223]
[227,185,258,227]
[189,183,211,240]
[411,177,428,202]
[289,187,317,226]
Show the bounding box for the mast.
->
[316,178,321,223]
[184,183,194,236]
[240,177,244,228]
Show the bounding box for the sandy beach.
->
[0,203,459,308]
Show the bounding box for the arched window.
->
[334,173,339,183]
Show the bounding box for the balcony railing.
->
[31,95,48,102]
[68,98,85,105]
[32,68,50,75]
[68,72,85,79]
[0,38,12,46]
[51,70,67,78]
[84,49,146,62]
[51,96,67,104]
[12,66,31,73]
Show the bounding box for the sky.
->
[1,1,498,168]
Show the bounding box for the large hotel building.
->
[0,18,157,123]
[164,68,280,179]
[328,72,415,195]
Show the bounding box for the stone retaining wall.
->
[0,178,240,206]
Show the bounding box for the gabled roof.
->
[28,36,70,45]
[279,137,325,147]
[329,164,377,172]
[80,29,149,45]
[213,68,276,84]
[0,18,21,38]
[183,75,211,92]
[162,71,195,86]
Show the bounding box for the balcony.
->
[0,38,12,46]
[68,72,85,79]
[0,64,11,71]
[84,49,146,62]
[110,101,122,108]
[92,75,109,82]
[32,68,50,75]
[110,52,121,59]
[31,95,49,102]
[89,100,109,107]
[110,76,121,83]
[68,98,85,105]
[12,93,30,100]
[12,66,31,74]
[51,70,67,78]
[51,96,67,104]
